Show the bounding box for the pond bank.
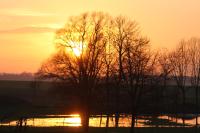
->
[0,127,199,133]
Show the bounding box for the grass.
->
[0,127,199,133]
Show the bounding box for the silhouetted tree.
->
[124,37,150,133]
[187,38,200,127]
[101,19,116,130]
[158,49,174,106]
[112,16,139,128]
[37,12,152,133]
[169,40,190,125]
[37,12,110,132]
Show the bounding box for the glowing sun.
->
[72,47,81,56]
[68,41,85,57]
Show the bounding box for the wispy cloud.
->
[0,26,57,34]
[0,8,56,17]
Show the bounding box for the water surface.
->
[1,114,200,127]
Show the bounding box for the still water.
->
[1,114,200,127]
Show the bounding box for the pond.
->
[1,114,200,127]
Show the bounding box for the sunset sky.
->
[1,0,200,73]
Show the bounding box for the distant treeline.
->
[0,72,34,81]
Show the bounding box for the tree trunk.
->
[130,106,136,133]
[81,108,90,133]
[115,87,120,128]
[182,88,186,126]
[196,86,199,127]
[106,115,109,129]
[81,84,90,133]
[106,85,110,130]
[130,93,136,133]
[99,114,102,127]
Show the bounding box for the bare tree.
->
[38,12,110,132]
[124,37,150,133]
[187,38,200,127]
[112,16,139,128]
[102,19,116,130]
[37,12,152,132]
[169,40,190,125]
[158,49,174,106]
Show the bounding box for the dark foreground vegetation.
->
[0,127,199,133]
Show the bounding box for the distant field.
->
[0,80,79,122]
[1,80,200,120]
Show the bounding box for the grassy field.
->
[1,80,200,115]
[0,127,199,133]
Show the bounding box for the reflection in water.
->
[1,114,200,127]
[89,115,200,127]
[1,114,81,127]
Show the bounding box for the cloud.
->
[0,26,57,34]
[0,8,56,17]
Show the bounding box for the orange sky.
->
[1,0,200,73]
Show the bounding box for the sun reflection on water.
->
[7,114,82,127]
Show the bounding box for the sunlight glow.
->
[72,47,81,57]
[64,117,81,124]
[67,41,86,57]
[64,114,81,126]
